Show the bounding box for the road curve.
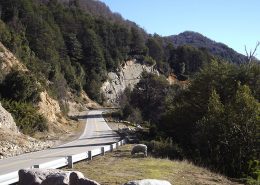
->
[0,110,120,175]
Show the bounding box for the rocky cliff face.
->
[38,91,62,123]
[101,59,159,105]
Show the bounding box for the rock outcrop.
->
[0,102,19,132]
[0,42,27,76]
[124,179,172,185]
[18,169,100,185]
[70,172,100,185]
[37,91,61,123]
[101,59,159,105]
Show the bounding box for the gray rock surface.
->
[18,169,99,185]
[69,172,100,185]
[18,169,70,185]
[41,172,69,185]
[123,179,172,185]
[0,102,18,132]
[101,60,158,105]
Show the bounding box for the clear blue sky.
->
[100,0,260,58]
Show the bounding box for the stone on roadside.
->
[123,179,172,185]
[69,172,100,185]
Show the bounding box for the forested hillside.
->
[0,0,259,183]
[0,0,145,103]
[165,31,248,64]
[119,61,259,184]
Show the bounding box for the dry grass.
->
[67,145,241,185]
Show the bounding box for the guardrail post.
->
[116,142,119,149]
[68,156,73,168]
[88,151,92,160]
[33,165,39,168]
[101,147,105,156]
[110,144,113,152]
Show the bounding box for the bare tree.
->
[245,41,260,63]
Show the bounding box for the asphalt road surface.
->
[0,110,120,175]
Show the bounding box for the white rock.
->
[124,179,172,185]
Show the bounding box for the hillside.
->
[165,31,247,63]
[0,0,259,183]
[70,145,240,185]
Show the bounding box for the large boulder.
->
[69,172,100,185]
[41,172,70,185]
[18,169,46,185]
[18,169,99,185]
[123,179,172,185]
[18,169,80,185]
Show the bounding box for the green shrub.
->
[0,70,41,102]
[1,100,48,135]
[143,56,156,66]
[245,160,260,185]
[0,47,4,53]
[144,138,184,160]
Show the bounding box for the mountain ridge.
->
[165,31,248,63]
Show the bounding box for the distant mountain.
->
[165,31,247,63]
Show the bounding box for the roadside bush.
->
[144,138,184,160]
[1,100,48,135]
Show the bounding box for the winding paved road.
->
[0,110,120,176]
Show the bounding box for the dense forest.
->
[0,0,259,183]
[119,61,260,183]
[166,31,248,64]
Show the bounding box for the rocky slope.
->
[101,59,159,105]
[0,103,53,158]
[0,42,27,82]
[0,42,91,158]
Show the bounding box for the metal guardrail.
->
[0,139,126,185]
[0,171,19,185]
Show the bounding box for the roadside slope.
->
[71,145,241,185]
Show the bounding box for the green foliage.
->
[168,45,212,76]
[143,56,156,66]
[130,72,171,123]
[0,70,41,102]
[245,160,260,184]
[129,27,147,55]
[121,60,259,180]
[1,100,48,135]
[144,138,183,160]
[160,61,260,178]
[146,36,164,62]
[0,0,147,102]
[0,20,12,45]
